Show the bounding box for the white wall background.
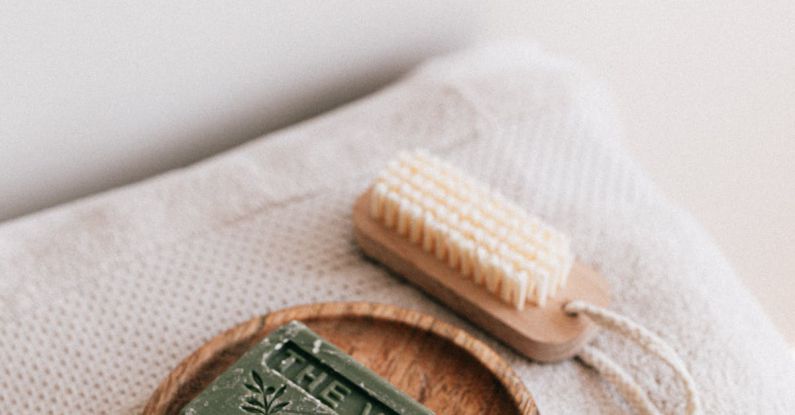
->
[478,1,795,344]
[2,2,793,344]
[0,0,474,220]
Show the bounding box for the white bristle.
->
[408,205,423,243]
[384,192,399,228]
[448,232,462,268]
[396,199,410,236]
[535,270,550,307]
[514,271,529,309]
[435,224,448,261]
[370,183,387,219]
[422,213,436,252]
[369,149,575,308]
[460,239,474,278]
[474,247,491,285]
[485,254,501,294]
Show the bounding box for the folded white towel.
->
[1,43,793,414]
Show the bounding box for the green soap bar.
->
[180,321,434,415]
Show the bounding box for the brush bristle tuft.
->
[369,150,574,309]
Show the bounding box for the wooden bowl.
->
[144,302,538,414]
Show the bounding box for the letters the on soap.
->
[268,342,394,414]
[181,321,430,415]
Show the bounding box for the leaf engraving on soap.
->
[241,370,313,414]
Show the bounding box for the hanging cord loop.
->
[565,300,702,415]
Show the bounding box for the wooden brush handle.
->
[353,191,610,362]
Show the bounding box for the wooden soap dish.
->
[353,191,610,363]
[144,302,538,415]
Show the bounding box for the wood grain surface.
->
[353,190,610,362]
[144,302,538,415]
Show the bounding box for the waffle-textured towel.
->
[1,43,793,414]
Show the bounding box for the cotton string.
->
[565,300,702,415]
